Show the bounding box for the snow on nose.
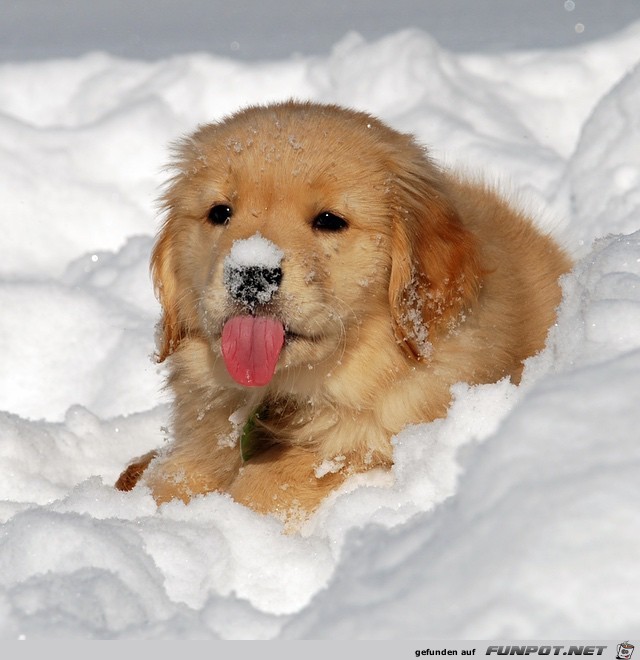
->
[223,233,284,309]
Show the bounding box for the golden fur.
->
[116,101,571,521]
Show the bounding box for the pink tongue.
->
[221,316,285,387]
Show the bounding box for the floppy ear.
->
[388,159,482,361]
[150,217,188,363]
[151,132,217,362]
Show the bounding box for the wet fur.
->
[116,101,572,521]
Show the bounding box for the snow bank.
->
[0,23,639,639]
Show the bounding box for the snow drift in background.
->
[0,23,639,639]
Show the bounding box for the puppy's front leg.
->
[142,442,242,504]
[117,395,251,504]
[228,445,347,518]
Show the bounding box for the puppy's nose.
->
[225,264,283,308]
[223,233,285,310]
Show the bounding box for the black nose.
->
[224,264,283,309]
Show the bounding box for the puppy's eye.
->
[207,204,233,226]
[313,212,348,232]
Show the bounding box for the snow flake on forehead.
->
[225,233,284,270]
[288,135,304,150]
[225,138,245,154]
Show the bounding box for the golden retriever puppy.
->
[116,101,571,521]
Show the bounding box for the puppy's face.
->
[153,103,480,390]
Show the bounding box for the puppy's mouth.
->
[220,315,313,387]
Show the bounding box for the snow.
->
[226,234,284,270]
[223,234,285,308]
[1,9,640,639]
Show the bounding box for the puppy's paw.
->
[115,450,158,491]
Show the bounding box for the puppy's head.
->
[152,102,481,388]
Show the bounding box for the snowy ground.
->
[0,13,639,639]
